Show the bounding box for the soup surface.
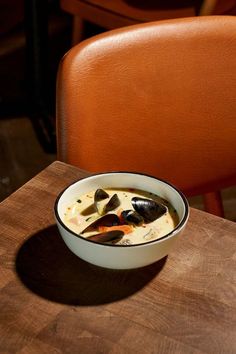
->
[63,188,179,245]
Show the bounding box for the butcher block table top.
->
[0,161,235,354]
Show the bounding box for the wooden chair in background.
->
[56,16,236,217]
[60,0,236,45]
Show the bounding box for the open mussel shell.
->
[87,230,124,244]
[94,189,109,215]
[121,210,144,226]
[81,213,120,233]
[104,194,120,213]
[131,197,167,222]
[94,188,109,201]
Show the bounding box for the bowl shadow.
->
[15,225,167,306]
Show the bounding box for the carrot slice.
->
[98,225,133,234]
[116,208,125,223]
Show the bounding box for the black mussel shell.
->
[87,230,124,244]
[104,194,120,213]
[94,189,109,215]
[94,188,109,202]
[81,214,120,233]
[121,210,144,226]
[131,197,167,222]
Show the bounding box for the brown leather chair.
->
[56,16,236,217]
[60,0,236,45]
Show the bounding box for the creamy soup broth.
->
[63,188,179,245]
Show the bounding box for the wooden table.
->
[0,161,235,353]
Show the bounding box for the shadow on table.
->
[15,225,167,306]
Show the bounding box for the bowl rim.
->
[54,171,189,248]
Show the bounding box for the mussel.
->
[94,189,120,215]
[87,230,124,244]
[121,210,144,226]
[81,213,120,233]
[94,188,109,215]
[131,197,167,222]
[104,194,120,213]
[94,188,109,201]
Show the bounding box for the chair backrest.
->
[56,16,236,215]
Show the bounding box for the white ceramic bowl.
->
[54,172,189,269]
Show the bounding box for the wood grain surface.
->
[0,161,235,354]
